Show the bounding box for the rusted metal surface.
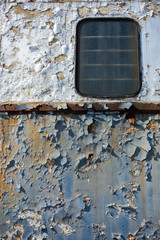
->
[1,0,160,239]
[1,102,160,113]
[0,112,160,239]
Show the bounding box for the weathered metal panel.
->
[0,112,160,239]
[0,0,160,103]
[1,0,160,239]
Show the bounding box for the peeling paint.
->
[78,7,91,17]
[57,72,65,80]
[0,113,160,238]
[6,3,54,20]
[0,1,160,102]
[99,5,115,14]
[0,0,160,239]
[55,54,67,63]
[0,102,160,113]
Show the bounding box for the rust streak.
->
[0,171,6,198]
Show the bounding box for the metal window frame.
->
[75,17,142,99]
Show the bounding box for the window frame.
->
[75,17,141,99]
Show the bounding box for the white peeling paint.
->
[0,1,160,103]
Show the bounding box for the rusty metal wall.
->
[1,111,160,239]
[1,0,160,239]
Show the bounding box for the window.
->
[75,18,141,98]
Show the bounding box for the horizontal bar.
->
[81,78,137,81]
[81,64,138,66]
[80,35,135,38]
[81,49,137,52]
[0,103,160,113]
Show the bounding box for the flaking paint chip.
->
[55,55,67,62]
[78,7,91,17]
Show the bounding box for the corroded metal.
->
[0,112,160,239]
[0,102,160,113]
[1,0,160,239]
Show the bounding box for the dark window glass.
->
[75,18,141,98]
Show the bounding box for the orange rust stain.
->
[0,117,11,199]
[93,164,97,170]
[78,7,91,17]
[3,64,8,69]
[59,191,63,196]
[143,15,150,21]
[127,234,138,240]
[43,132,49,138]
[11,26,23,37]
[127,126,135,133]
[13,222,24,232]
[0,171,6,198]
[59,191,63,199]
[67,217,71,225]
[28,119,35,165]
[11,26,19,34]
[55,54,67,63]
[48,159,55,167]
[46,22,54,28]
[83,197,90,204]
[8,172,16,203]
[43,141,46,164]
[62,218,65,224]
[82,165,91,172]
[28,119,32,135]
[12,234,21,240]
[111,127,118,148]
[148,122,158,133]
[57,203,62,207]
[98,5,115,14]
[0,117,9,158]
[49,35,60,46]
[119,2,126,7]
[24,21,32,28]
[57,72,65,81]
[127,118,135,124]
[42,154,45,163]
[61,135,65,145]
[32,155,38,163]
[6,4,54,20]
[7,140,14,161]
[32,123,41,165]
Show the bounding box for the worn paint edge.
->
[0,102,160,113]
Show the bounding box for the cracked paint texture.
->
[0,0,160,102]
[0,112,160,239]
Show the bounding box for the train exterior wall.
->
[1,112,160,239]
[0,0,160,103]
[0,0,160,239]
